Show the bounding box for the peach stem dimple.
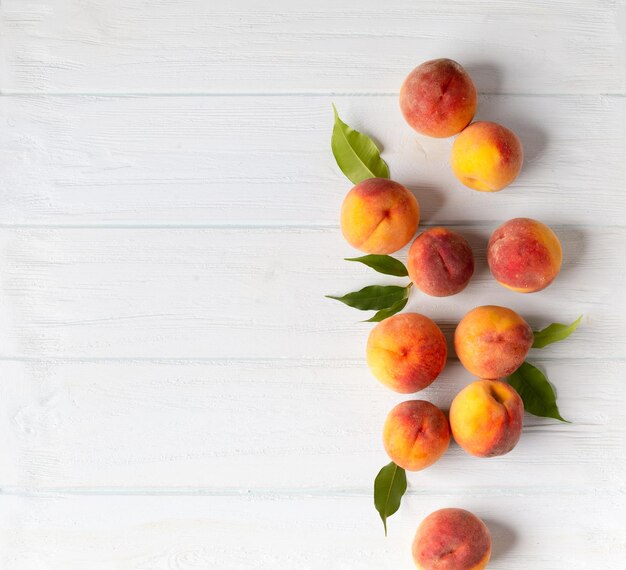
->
[488,386,505,405]
[440,75,453,96]
[439,547,457,559]
[361,210,393,246]
[435,248,451,277]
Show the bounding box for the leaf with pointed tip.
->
[507,361,569,422]
[331,104,390,184]
[345,254,408,277]
[374,462,407,536]
[533,315,583,348]
[363,297,409,322]
[326,284,410,311]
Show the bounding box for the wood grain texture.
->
[1,1,625,567]
[0,94,624,226]
[0,226,621,360]
[1,0,625,95]
[0,358,623,491]
[1,493,625,569]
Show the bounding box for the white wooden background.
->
[0,1,625,568]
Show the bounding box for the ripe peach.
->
[451,121,523,192]
[450,379,524,457]
[383,400,450,471]
[454,306,533,379]
[413,508,492,569]
[408,227,475,297]
[367,313,447,393]
[340,178,419,254]
[488,217,563,293]
[400,58,477,138]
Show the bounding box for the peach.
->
[367,313,447,393]
[451,121,523,191]
[408,228,475,297]
[340,178,419,254]
[383,400,450,471]
[413,508,492,569]
[454,306,533,379]
[450,379,524,457]
[488,217,563,293]
[400,59,477,138]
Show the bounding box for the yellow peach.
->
[340,178,419,254]
[449,379,524,457]
[383,400,450,471]
[451,121,523,191]
[367,313,447,393]
[454,306,533,379]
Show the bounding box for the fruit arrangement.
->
[327,58,582,568]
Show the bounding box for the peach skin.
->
[451,121,523,191]
[450,379,524,457]
[413,508,492,569]
[340,177,419,254]
[367,313,447,393]
[488,217,563,293]
[408,227,475,296]
[400,58,477,138]
[383,400,450,471]
[454,305,533,379]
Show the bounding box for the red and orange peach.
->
[450,379,524,458]
[408,227,475,296]
[400,58,477,138]
[412,508,492,569]
[451,121,523,192]
[488,217,563,293]
[367,313,447,393]
[383,400,450,471]
[340,177,419,254]
[454,306,533,379]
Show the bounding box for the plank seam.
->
[1,92,625,98]
[0,356,621,364]
[0,223,624,230]
[0,487,623,498]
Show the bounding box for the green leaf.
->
[507,361,569,422]
[345,254,408,277]
[533,315,583,348]
[331,104,390,184]
[363,297,409,322]
[374,461,407,536]
[326,284,410,311]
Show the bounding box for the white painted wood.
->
[0,227,621,360]
[0,94,623,226]
[0,493,624,569]
[1,0,624,95]
[1,1,625,568]
[0,358,622,491]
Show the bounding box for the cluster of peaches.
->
[337,59,565,569]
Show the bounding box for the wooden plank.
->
[0,94,623,226]
[0,3,623,568]
[1,1,624,95]
[0,226,622,360]
[0,493,624,568]
[0,358,623,490]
